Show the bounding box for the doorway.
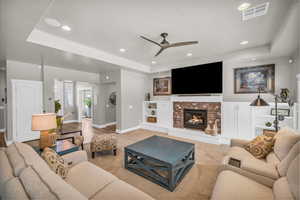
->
[77,82,93,122]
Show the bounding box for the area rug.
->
[87,129,227,200]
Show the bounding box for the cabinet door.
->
[157,102,171,128]
[237,102,253,140]
[222,102,238,139]
[222,102,253,140]
[12,80,43,142]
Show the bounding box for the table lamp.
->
[32,113,57,150]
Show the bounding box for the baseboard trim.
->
[63,120,79,124]
[116,126,141,134]
[92,122,116,129]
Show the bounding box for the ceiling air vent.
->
[242,2,270,21]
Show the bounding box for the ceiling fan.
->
[140,32,198,57]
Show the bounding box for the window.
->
[64,81,74,107]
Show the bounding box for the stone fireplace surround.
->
[173,101,221,135]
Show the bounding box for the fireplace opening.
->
[184,109,207,130]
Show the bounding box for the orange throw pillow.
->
[244,135,275,159]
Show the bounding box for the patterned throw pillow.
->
[41,147,69,179]
[244,135,275,159]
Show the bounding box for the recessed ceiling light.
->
[289,59,294,64]
[44,18,61,27]
[187,53,193,57]
[238,2,251,11]
[240,40,249,45]
[151,61,157,64]
[105,76,110,80]
[61,25,71,31]
[251,58,257,61]
[119,48,126,52]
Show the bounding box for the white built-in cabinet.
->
[142,100,297,144]
[222,102,253,141]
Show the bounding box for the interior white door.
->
[12,79,43,142]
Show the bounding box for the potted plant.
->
[84,98,92,118]
[54,100,63,130]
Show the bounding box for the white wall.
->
[43,65,100,120]
[119,69,148,131]
[148,57,296,102]
[6,60,42,140]
[5,60,103,140]
[223,57,295,102]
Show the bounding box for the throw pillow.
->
[41,147,69,179]
[244,135,275,159]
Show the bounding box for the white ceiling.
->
[1,0,299,73]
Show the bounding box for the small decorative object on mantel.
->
[205,120,214,135]
[153,77,171,96]
[280,88,289,103]
[234,64,275,94]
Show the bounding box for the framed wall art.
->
[234,64,275,94]
[153,77,171,96]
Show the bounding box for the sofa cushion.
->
[5,143,27,176]
[227,146,257,160]
[41,147,69,179]
[15,142,50,170]
[266,152,280,166]
[32,164,87,200]
[92,180,154,200]
[66,161,118,198]
[277,141,300,177]
[274,127,300,161]
[2,177,29,200]
[287,154,300,200]
[19,166,57,200]
[245,135,274,159]
[211,170,273,200]
[273,177,294,200]
[0,150,14,194]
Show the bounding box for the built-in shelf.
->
[257,115,293,120]
[255,125,276,131]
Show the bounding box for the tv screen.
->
[171,62,223,94]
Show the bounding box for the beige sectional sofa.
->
[211,128,300,200]
[0,142,154,200]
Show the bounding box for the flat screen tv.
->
[171,62,223,94]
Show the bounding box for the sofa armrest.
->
[222,156,279,187]
[230,139,249,147]
[62,151,88,167]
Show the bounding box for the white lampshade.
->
[32,113,57,131]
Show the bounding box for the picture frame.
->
[270,108,290,117]
[234,64,275,94]
[153,77,171,96]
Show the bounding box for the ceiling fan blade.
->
[140,36,161,47]
[155,48,165,57]
[168,41,198,48]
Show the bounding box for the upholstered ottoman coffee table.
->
[125,135,195,191]
[91,134,117,158]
